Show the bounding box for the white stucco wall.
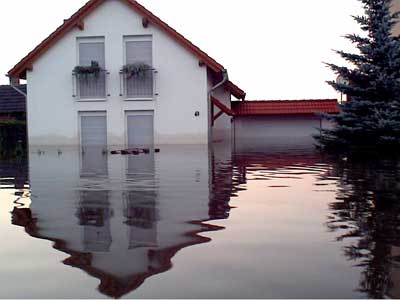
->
[27,0,209,147]
[233,115,333,152]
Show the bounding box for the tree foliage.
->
[318,0,400,149]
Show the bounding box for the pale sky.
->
[0,0,364,100]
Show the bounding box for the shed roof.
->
[232,99,340,116]
[7,0,245,99]
[0,85,26,113]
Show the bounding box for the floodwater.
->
[0,142,399,299]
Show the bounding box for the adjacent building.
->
[232,99,339,150]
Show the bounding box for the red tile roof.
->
[7,0,245,99]
[232,99,340,116]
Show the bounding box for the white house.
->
[8,0,341,151]
[8,0,245,149]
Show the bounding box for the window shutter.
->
[79,42,105,67]
[80,115,107,148]
[125,41,153,98]
[78,42,106,99]
[127,114,154,148]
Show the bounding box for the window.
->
[75,38,106,99]
[125,110,154,148]
[79,111,107,152]
[123,36,153,99]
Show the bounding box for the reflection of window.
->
[76,191,112,252]
[125,205,157,229]
[76,38,106,99]
[126,153,154,179]
[78,207,107,227]
[124,191,158,249]
[80,146,108,177]
[124,36,153,99]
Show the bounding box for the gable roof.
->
[232,99,340,116]
[8,0,245,99]
[0,85,26,113]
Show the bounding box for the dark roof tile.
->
[0,85,26,113]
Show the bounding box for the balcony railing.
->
[72,70,110,100]
[119,68,157,99]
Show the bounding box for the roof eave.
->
[224,81,246,100]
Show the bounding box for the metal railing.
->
[119,68,157,99]
[72,70,110,100]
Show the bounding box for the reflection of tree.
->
[326,153,400,298]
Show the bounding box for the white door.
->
[80,113,107,151]
[126,111,154,148]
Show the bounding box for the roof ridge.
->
[232,99,340,116]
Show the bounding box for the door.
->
[126,111,154,148]
[80,112,107,152]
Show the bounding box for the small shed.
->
[232,99,340,150]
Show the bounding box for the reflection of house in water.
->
[124,190,158,249]
[79,148,112,252]
[125,154,158,249]
[11,142,329,298]
[12,145,238,298]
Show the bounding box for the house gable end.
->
[7,0,245,99]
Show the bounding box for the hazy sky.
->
[0,0,364,100]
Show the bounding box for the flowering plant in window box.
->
[73,61,102,80]
[122,63,152,79]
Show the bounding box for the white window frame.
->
[122,35,155,101]
[75,37,108,102]
[124,110,154,148]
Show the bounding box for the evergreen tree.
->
[318,0,400,149]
